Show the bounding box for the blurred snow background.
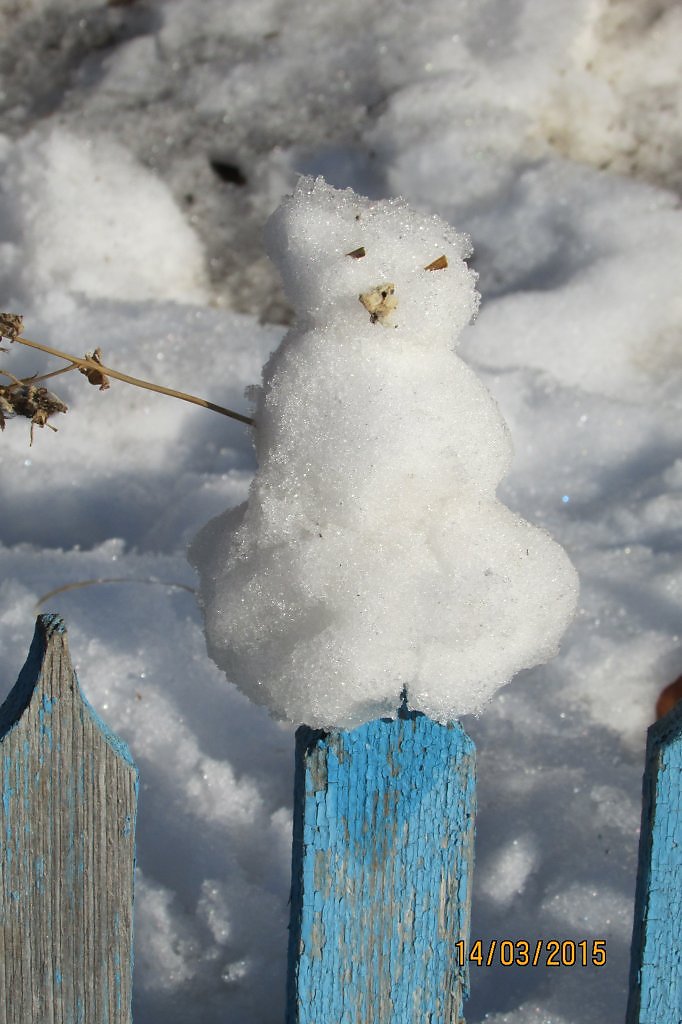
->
[0,0,681,1021]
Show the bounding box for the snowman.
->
[190,177,578,729]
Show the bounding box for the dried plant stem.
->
[2,362,79,387]
[35,576,196,610]
[14,334,255,426]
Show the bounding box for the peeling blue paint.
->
[0,615,137,1024]
[628,702,682,1023]
[287,711,476,1024]
[35,855,45,894]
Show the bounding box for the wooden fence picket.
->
[627,702,682,1024]
[286,703,476,1024]
[0,614,138,1024]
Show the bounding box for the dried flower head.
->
[0,372,68,444]
[0,313,24,342]
[80,348,111,390]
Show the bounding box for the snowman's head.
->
[265,177,479,348]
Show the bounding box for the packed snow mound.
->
[0,128,209,311]
[190,177,579,728]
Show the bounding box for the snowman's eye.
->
[424,255,448,271]
[346,246,366,259]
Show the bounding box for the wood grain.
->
[0,614,137,1024]
[628,700,682,1024]
[287,707,476,1024]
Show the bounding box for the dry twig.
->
[0,314,255,441]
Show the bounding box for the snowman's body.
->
[191,178,578,728]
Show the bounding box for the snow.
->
[1,0,681,1020]
[0,129,209,312]
[191,177,578,727]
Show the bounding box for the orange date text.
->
[455,939,607,968]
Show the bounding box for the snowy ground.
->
[1,1,681,1021]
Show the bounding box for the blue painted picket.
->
[286,703,476,1024]
[0,614,138,1024]
[627,700,682,1024]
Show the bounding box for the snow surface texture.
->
[0,131,209,314]
[1,0,681,1021]
[191,178,579,727]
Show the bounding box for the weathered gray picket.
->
[286,702,476,1024]
[0,614,138,1024]
[627,699,682,1024]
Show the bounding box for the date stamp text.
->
[456,939,607,968]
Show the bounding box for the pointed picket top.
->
[286,704,476,1024]
[628,700,682,1024]
[0,614,138,1024]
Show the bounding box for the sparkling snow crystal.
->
[190,177,578,728]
